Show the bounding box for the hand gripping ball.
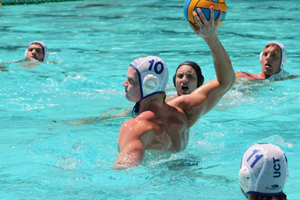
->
[184,0,227,27]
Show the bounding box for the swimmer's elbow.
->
[218,73,236,92]
[229,74,236,88]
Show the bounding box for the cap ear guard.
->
[239,166,252,198]
[259,51,263,64]
[142,74,160,96]
[25,49,28,58]
[281,50,287,68]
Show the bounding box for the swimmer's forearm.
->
[0,59,29,66]
[0,61,12,66]
[204,36,235,89]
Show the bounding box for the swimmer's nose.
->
[265,53,272,61]
[182,75,188,83]
[122,80,127,87]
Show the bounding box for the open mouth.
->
[265,63,272,68]
[181,85,189,91]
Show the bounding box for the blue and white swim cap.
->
[130,56,169,101]
[239,143,289,198]
[25,41,48,62]
[259,41,287,73]
[130,56,169,117]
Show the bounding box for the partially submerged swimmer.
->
[166,61,204,101]
[0,41,48,70]
[114,7,235,169]
[25,41,48,62]
[235,41,286,80]
[73,62,204,125]
[174,61,204,95]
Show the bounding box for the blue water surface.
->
[0,0,299,199]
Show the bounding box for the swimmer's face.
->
[261,44,282,75]
[26,43,44,62]
[175,65,198,96]
[123,66,141,102]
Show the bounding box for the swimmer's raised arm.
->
[170,7,235,126]
[114,6,235,169]
[191,7,234,91]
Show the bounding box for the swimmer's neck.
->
[139,92,166,112]
[259,72,273,79]
[250,72,271,80]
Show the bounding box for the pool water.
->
[0,0,299,199]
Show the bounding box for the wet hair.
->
[173,61,204,88]
[248,193,287,200]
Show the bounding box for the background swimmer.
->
[235,41,299,80]
[166,61,204,101]
[0,41,48,70]
[24,41,48,62]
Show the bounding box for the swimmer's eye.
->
[128,78,134,84]
[28,48,43,53]
[270,52,279,58]
[263,52,279,58]
[177,74,184,79]
[186,74,196,78]
[177,74,196,79]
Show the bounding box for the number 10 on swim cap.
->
[148,60,164,74]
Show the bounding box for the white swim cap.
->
[25,41,48,62]
[239,143,289,198]
[130,56,169,100]
[259,41,287,73]
[129,56,169,117]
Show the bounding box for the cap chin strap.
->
[132,74,160,118]
[131,92,163,118]
[132,102,140,118]
[240,188,248,199]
